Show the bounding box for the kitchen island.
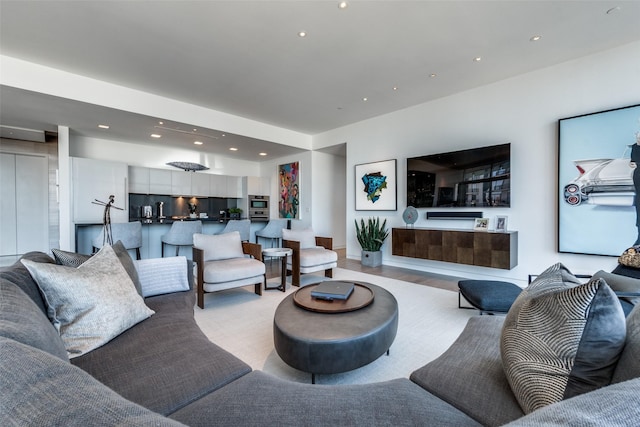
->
[75,218,268,259]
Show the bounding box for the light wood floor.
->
[267,248,462,293]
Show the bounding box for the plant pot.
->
[361,250,382,268]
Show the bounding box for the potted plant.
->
[228,207,243,219]
[355,217,389,267]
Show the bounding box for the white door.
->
[0,153,49,255]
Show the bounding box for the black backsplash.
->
[129,194,234,220]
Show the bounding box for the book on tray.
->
[311,281,355,300]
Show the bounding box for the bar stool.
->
[92,221,143,260]
[219,219,250,242]
[255,219,288,248]
[161,220,203,257]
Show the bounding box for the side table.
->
[263,247,293,292]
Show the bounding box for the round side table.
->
[263,247,293,292]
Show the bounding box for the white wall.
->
[311,151,346,248]
[313,41,640,285]
[257,149,346,248]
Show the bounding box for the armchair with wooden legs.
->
[282,229,338,287]
[192,231,265,309]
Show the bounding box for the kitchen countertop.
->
[76,217,268,226]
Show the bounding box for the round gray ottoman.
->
[273,282,398,383]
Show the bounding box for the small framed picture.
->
[495,215,508,232]
[474,218,490,231]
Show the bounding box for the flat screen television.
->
[406,143,510,208]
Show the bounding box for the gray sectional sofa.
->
[1,251,640,426]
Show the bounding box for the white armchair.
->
[192,231,265,309]
[282,228,338,287]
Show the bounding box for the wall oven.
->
[249,195,269,220]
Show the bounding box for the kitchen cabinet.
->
[149,169,172,194]
[72,157,128,223]
[210,174,227,197]
[226,176,243,198]
[128,166,242,198]
[128,166,150,194]
[171,171,191,195]
[191,173,210,197]
[247,176,270,196]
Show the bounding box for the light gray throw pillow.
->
[134,256,190,297]
[51,240,144,296]
[21,245,154,358]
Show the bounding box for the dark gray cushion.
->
[458,280,522,312]
[592,270,640,305]
[170,371,482,427]
[504,377,640,427]
[501,263,627,414]
[51,241,143,296]
[0,251,54,314]
[410,316,524,427]
[0,279,68,361]
[71,290,251,415]
[613,304,640,384]
[612,263,640,279]
[0,337,185,426]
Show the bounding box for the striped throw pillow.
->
[501,263,626,413]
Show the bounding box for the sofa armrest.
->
[134,256,192,297]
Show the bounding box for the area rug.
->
[194,268,476,385]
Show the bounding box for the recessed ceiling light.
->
[473,57,482,62]
[150,133,162,138]
[158,121,163,125]
[194,141,203,145]
[259,152,267,156]
[530,35,542,42]
[338,1,348,9]
[392,86,398,91]
[222,134,226,137]
[298,31,307,37]
[429,73,437,78]
[98,124,110,129]
[363,97,368,102]
[229,147,238,151]
[193,128,197,132]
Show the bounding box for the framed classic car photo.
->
[558,104,640,256]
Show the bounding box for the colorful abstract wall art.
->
[278,161,300,219]
[355,159,397,211]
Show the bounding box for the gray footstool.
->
[458,280,522,315]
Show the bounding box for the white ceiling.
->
[1,1,639,160]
